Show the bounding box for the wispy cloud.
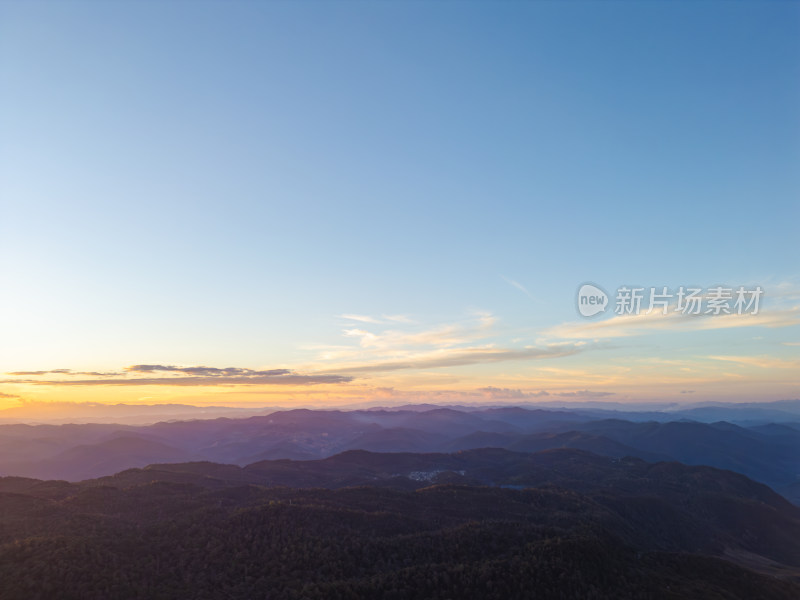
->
[341,311,496,351]
[383,314,415,323]
[501,275,538,302]
[339,313,416,325]
[332,344,583,375]
[339,314,383,324]
[477,386,550,399]
[125,365,290,377]
[544,307,800,340]
[706,355,800,369]
[6,369,72,375]
[3,365,352,387]
[7,369,121,377]
[317,310,585,375]
[554,389,615,398]
[343,324,470,349]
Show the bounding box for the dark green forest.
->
[1,449,799,599]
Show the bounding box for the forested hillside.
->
[1,449,799,599]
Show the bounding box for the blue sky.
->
[1,1,798,409]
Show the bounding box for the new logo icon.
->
[577,283,609,317]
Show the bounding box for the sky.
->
[0,1,798,412]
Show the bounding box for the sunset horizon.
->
[3,3,798,419]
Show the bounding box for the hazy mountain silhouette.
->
[1,405,798,504]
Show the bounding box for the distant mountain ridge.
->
[4,398,800,425]
[0,405,798,504]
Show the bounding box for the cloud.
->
[344,325,470,349]
[339,314,415,325]
[351,386,621,406]
[314,310,589,376]
[341,312,497,350]
[344,386,556,405]
[7,369,72,375]
[382,314,414,323]
[125,365,290,377]
[680,390,695,394]
[339,314,383,324]
[0,392,20,399]
[4,374,351,387]
[477,386,550,399]
[554,390,616,398]
[6,369,121,377]
[543,307,800,340]
[2,365,352,387]
[501,275,538,302]
[706,355,800,369]
[331,344,583,374]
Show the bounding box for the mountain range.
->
[2,405,798,504]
